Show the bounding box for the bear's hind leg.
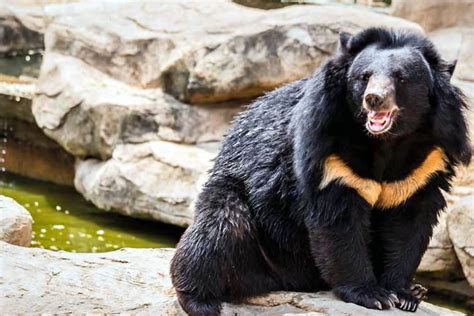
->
[171,177,277,316]
[174,291,220,316]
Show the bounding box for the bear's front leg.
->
[306,185,398,310]
[372,184,444,312]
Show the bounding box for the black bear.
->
[171,28,471,315]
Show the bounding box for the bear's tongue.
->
[368,111,391,132]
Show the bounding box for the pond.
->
[0,172,183,252]
[0,51,42,78]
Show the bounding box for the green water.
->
[0,51,43,78]
[0,173,183,252]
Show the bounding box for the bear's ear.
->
[338,32,351,54]
[447,60,457,78]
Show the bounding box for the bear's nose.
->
[364,93,384,109]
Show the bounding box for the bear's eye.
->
[395,72,406,84]
[360,73,370,82]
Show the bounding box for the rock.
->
[428,27,474,86]
[0,6,43,55]
[40,0,421,104]
[0,196,32,246]
[0,242,463,315]
[448,196,474,287]
[453,31,474,84]
[74,141,215,227]
[32,53,241,160]
[392,0,474,32]
[418,211,463,279]
[428,27,468,64]
[0,74,36,101]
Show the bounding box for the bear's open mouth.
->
[366,110,396,135]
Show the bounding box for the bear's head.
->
[347,44,436,137]
[341,29,458,139]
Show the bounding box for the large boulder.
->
[392,0,474,32]
[448,196,474,287]
[33,53,241,160]
[74,141,215,227]
[0,196,32,247]
[0,6,43,55]
[0,242,462,315]
[40,0,421,104]
[453,31,474,84]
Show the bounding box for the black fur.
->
[170,28,470,315]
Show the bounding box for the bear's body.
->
[171,28,470,315]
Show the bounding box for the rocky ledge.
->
[0,241,462,315]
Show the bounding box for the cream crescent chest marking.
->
[318,147,447,209]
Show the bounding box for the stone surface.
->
[0,6,43,55]
[0,196,32,247]
[392,0,474,32]
[0,242,463,315]
[454,32,474,83]
[448,196,474,287]
[74,141,215,227]
[40,0,421,104]
[418,211,462,279]
[0,74,35,100]
[32,53,241,160]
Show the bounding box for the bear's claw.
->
[410,283,428,301]
[336,285,398,310]
[391,283,428,313]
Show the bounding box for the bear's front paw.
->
[382,283,427,312]
[334,284,398,310]
[392,288,421,312]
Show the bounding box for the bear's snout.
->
[363,75,396,112]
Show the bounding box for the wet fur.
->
[171,28,470,315]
